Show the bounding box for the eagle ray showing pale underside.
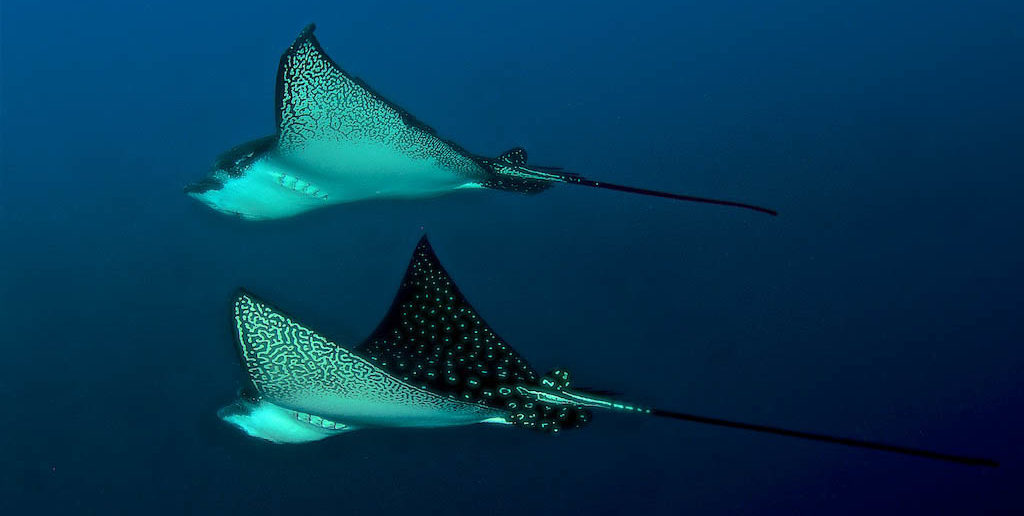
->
[186,24,777,220]
[219,237,995,468]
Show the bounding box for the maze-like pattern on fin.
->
[358,237,593,433]
[233,292,498,420]
[276,26,486,179]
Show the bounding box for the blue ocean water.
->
[2,0,1022,513]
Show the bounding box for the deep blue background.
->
[2,1,1022,513]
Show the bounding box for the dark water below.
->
[2,1,1022,513]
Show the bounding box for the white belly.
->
[190,142,483,220]
[291,139,481,201]
[297,393,507,430]
[220,398,509,444]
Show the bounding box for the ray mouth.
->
[184,185,265,221]
[183,176,225,194]
[216,397,256,420]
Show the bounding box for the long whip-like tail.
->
[562,176,778,216]
[519,380,997,467]
[649,408,997,467]
[483,150,778,216]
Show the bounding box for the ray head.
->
[184,136,330,220]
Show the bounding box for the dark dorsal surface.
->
[358,236,591,432]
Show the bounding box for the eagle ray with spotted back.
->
[217,237,996,468]
[220,238,593,442]
[186,24,777,220]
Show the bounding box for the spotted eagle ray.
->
[186,24,776,220]
[218,236,994,467]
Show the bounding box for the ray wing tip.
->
[233,288,259,304]
[288,23,318,50]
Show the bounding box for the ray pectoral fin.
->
[648,408,997,467]
[231,287,507,434]
[353,238,594,434]
[274,24,486,180]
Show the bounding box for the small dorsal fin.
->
[540,368,573,389]
[497,147,528,166]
